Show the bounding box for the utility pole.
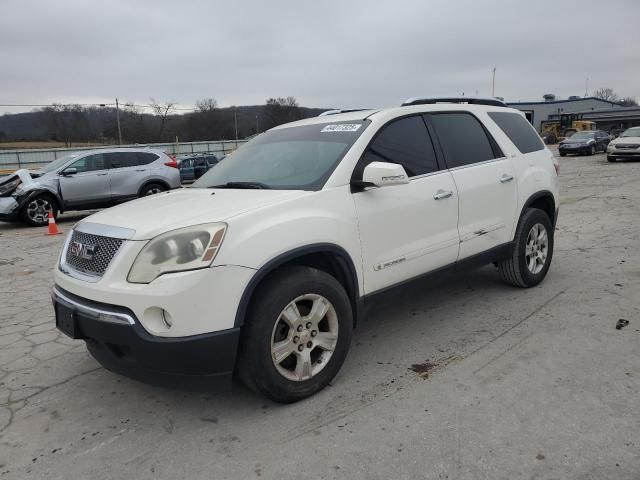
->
[491,67,496,97]
[115,97,122,145]
[234,110,238,140]
[584,77,589,97]
[256,114,259,133]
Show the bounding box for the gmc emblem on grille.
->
[69,241,98,260]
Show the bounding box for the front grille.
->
[616,144,639,149]
[64,230,123,277]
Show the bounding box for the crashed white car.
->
[0,148,181,226]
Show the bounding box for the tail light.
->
[164,154,178,168]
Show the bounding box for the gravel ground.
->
[0,152,638,479]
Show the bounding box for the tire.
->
[559,152,566,157]
[607,155,615,163]
[589,145,596,156]
[139,183,167,197]
[498,208,554,288]
[19,194,58,227]
[237,266,353,403]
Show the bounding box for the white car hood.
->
[81,188,309,240]
[612,136,640,145]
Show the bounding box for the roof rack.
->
[401,97,507,108]
[318,108,371,117]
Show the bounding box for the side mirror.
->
[358,162,409,188]
[61,167,77,176]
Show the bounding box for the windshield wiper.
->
[209,181,270,190]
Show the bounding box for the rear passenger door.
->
[427,112,517,260]
[352,115,460,294]
[106,152,152,202]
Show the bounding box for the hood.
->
[611,136,640,146]
[80,187,310,240]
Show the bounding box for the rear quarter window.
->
[488,111,545,154]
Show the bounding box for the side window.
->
[68,154,106,173]
[430,113,498,168]
[488,111,545,154]
[356,116,439,178]
[194,158,207,167]
[137,152,159,165]
[107,152,145,168]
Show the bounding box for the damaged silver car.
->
[0,148,181,226]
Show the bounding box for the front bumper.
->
[52,286,240,389]
[607,148,640,158]
[0,197,19,221]
[559,145,590,155]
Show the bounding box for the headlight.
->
[0,177,21,197]
[128,223,227,283]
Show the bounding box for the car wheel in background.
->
[19,194,57,227]
[139,183,167,197]
[589,145,596,155]
[499,208,554,288]
[559,152,566,157]
[237,266,353,403]
[607,155,616,162]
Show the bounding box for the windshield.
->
[621,127,640,137]
[192,121,369,190]
[38,154,80,173]
[570,131,595,140]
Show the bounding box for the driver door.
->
[58,153,111,208]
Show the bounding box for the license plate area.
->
[55,302,80,339]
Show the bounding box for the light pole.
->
[115,97,122,145]
[491,67,496,98]
[234,109,238,140]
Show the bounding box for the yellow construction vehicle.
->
[541,114,596,144]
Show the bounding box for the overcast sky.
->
[1,0,639,114]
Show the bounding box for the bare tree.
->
[593,87,619,103]
[43,104,87,146]
[263,96,301,128]
[196,98,218,112]
[620,96,638,107]
[150,98,176,141]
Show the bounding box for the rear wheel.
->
[20,194,57,227]
[139,183,167,197]
[237,266,353,403]
[499,208,554,288]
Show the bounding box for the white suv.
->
[52,98,559,402]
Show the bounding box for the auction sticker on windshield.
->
[321,124,362,133]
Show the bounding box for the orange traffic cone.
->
[46,211,62,236]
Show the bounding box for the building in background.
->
[508,95,623,132]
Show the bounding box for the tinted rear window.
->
[488,112,544,154]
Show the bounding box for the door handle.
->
[433,189,453,200]
[135,169,146,172]
[500,174,514,183]
[97,173,108,176]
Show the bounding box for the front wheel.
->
[20,194,57,227]
[499,208,554,288]
[589,145,596,156]
[607,155,616,163]
[237,266,353,403]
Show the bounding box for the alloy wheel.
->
[525,223,548,274]
[26,198,51,224]
[270,293,339,382]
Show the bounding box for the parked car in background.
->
[52,98,559,402]
[606,126,640,162]
[0,148,181,226]
[608,128,625,140]
[178,153,219,182]
[558,130,609,156]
